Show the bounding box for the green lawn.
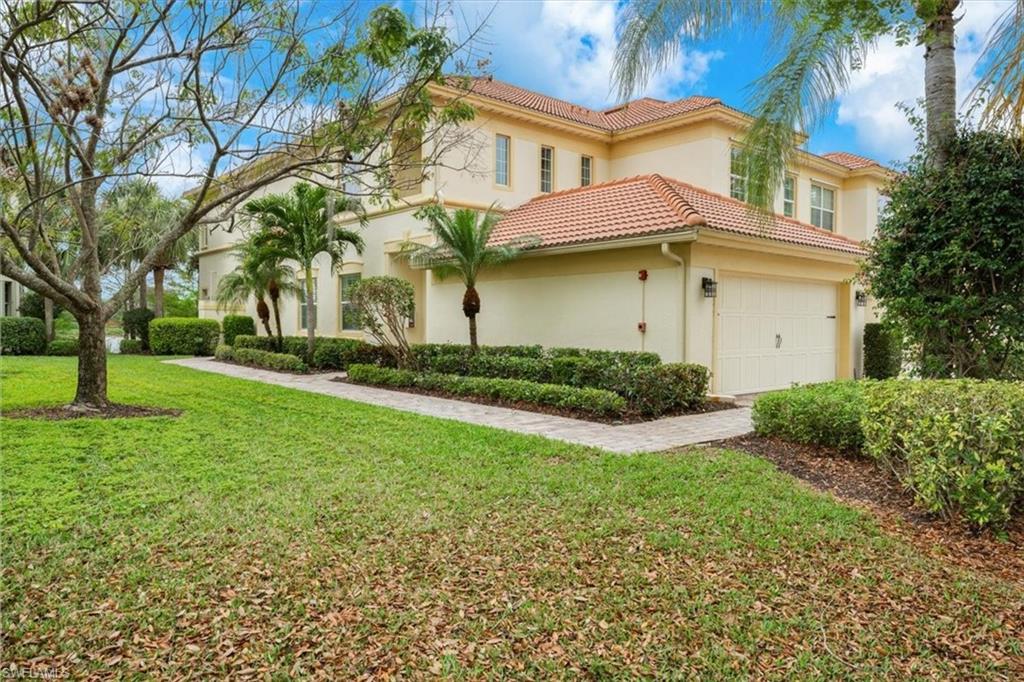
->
[2,357,1021,678]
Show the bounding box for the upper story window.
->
[199,226,209,250]
[580,155,592,187]
[495,134,510,187]
[540,145,554,193]
[729,147,747,202]
[810,184,836,231]
[340,273,361,331]
[783,176,795,218]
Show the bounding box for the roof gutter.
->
[661,242,688,362]
[521,229,697,258]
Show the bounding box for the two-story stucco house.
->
[197,77,889,395]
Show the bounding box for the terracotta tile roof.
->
[821,151,880,170]
[455,77,720,132]
[492,174,867,256]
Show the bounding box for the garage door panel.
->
[716,275,837,395]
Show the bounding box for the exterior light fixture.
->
[855,290,868,307]
[701,277,717,298]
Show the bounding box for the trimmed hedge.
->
[347,364,626,418]
[122,308,155,350]
[863,323,900,379]
[234,347,307,373]
[214,343,235,362]
[149,318,220,355]
[222,315,256,346]
[120,338,145,354]
[863,379,1024,530]
[46,339,79,356]
[752,381,865,451]
[548,346,661,368]
[1,317,46,355]
[233,334,391,369]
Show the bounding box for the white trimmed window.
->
[199,226,209,249]
[810,184,836,230]
[540,145,553,193]
[729,147,748,202]
[495,134,510,187]
[580,155,592,187]
[783,176,795,218]
[340,273,361,331]
[299,278,318,330]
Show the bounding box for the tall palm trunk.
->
[268,279,284,352]
[138,273,148,309]
[304,266,316,359]
[462,284,481,351]
[153,267,165,317]
[43,297,54,342]
[256,298,273,337]
[922,0,959,169]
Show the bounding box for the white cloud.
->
[835,1,1012,163]
[463,0,722,108]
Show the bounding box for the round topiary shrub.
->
[122,308,156,350]
[1,317,47,355]
[149,318,221,355]
[222,315,256,346]
[120,338,145,354]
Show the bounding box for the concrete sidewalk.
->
[166,357,753,453]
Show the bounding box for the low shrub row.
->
[150,318,220,355]
[232,346,308,373]
[120,339,145,354]
[753,379,1024,529]
[347,364,627,418]
[751,381,865,450]
[46,339,79,356]
[233,334,391,369]
[1,317,47,355]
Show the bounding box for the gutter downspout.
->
[661,241,690,363]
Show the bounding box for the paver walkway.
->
[166,358,753,453]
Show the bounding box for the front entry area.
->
[715,274,837,395]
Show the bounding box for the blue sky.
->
[413,0,1013,167]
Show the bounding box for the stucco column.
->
[836,282,854,379]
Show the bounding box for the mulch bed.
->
[716,433,1024,584]
[3,404,182,421]
[336,378,736,424]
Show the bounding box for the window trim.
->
[810,182,837,231]
[494,133,511,189]
[540,145,554,193]
[338,272,361,332]
[783,175,796,218]
[580,154,592,187]
[729,147,748,202]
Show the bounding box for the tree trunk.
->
[256,298,274,337]
[304,267,316,359]
[462,285,481,352]
[153,267,165,317]
[271,295,284,352]
[73,311,108,409]
[922,0,959,169]
[468,314,478,351]
[138,273,148,309]
[43,297,54,342]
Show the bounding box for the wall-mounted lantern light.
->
[855,290,868,307]
[701,277,718,298]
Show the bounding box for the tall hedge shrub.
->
[752,381,865,451]
[0,317,47,355]
[122,308,156,350]
[863,323,900,379]
[863,379,1024,530]
[149,318,220,355]
[222,315,256,346]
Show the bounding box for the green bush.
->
[863,379,1024,529]
[234,347,307,373]
[467,354,551,382]
[347,365,627,418]
[214,344,235,362]
[122,308,156,349]
[863,323,901,379]
[222,315,256,346]
[752,381,865,451]
[119,339,145,354]
[312,337,392,370]
[614,363,711,417]
[548,346,661,368]
[149,318,220,355]
[46,339,79,356]
[549,356,607,388]
[17,291,63,320]
[0,317,46,355]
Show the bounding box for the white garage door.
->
[715,274,837,395]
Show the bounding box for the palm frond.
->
[969,0,1024,135]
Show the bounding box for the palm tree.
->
[216,244,274,338]
[613,0,1024,207]
[405,205,537,351]
[246,182,365,358]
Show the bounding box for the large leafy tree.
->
[614,0,1024,209]
[216,239,298,344]
[405,206,536,351]
[0,1,478,411]
[247,183,365,359]
[862,126,1024,378]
